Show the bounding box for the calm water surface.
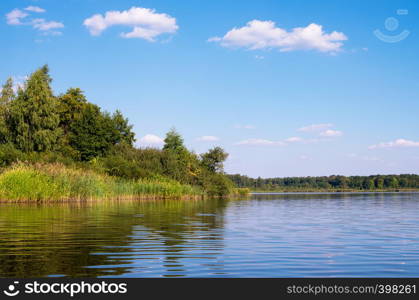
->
[0,193,418,277]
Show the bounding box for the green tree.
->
[200,173,234,197]
[0,78,15,104]
[399,177,408,188]
[0,78,15,143]
[362,178,370,190]
[60,90,135,160]
[376,177,384,189]
[69,103,114,161]
[163,128,186,153]
[7,66,62,152]
[368,179,375,190]
[390,177,399,189]
[111,110,135,146]
[335,176,348,189]
[58,88,88,134]
[162,129,201,184]
[200,146,228,173]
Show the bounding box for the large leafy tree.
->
[111,110,135,146]
[162,128,198,183]
[0,78,15,104]
[163,128,186,153]
[58,88,88,135]
[68,104,136,161]
[58,89,135,160]
[55,88,89,158]
[200,146,228,173]
[7,66,62,152]
[69,103,112,161]
[0,78,15,143]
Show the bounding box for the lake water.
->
[0,192,418,277]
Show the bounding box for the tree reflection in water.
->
[0,198,228,277]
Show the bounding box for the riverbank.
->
[0,163,250,202]
[0,163,205,202]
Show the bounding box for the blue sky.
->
[1,0,419,177]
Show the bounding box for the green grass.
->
[0,163,204,202]
[232,188,251,196]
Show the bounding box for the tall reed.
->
[0,163,204,202]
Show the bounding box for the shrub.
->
[0,143,23,167]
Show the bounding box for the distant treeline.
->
[227,174,419,191]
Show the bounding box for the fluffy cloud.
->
[235,133,342,147]
[6,9,28,25]
[5,7,63,35]
[12,76,28,92]
[32,19,64,31]
[83,7,178,41]
[298,123,333,132]
[235,139,286,146]
[320,130,343,137]
[234,124,255,129]
[347,153,381,161]
[237,123,344,147]
[209,20,347,53]
[0,76,28,95]
[298,124,343,138]
[368,139,419,150]
[196,136,219,142]
[25,6,46,13]
[138,134,164,146]
[285,137,303,143]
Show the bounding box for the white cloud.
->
[138,134,164,146]
[362,156,380,161]
[209,20,347,53]
[83,6,178,41]
[12,76,28,92]
[25,6,46,13]
[32,19,64,31]
[234,124,255,129]
[320,129,343,137]
[40,30,63,36]
[196,136,219,142]
[0,76,28,94]
[299,155,310,160]
[6,9,28,25]
[368,139,419,150]
[0,77,26,97]
[235,139,286,146]
[5,7,63,35]
[347,153,381,162]
[235,132,343,147]
[285,137,302,143]
[298,123,333,132]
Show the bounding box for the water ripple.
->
[0,193,418,277]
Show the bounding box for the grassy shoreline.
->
[1,162,414,203]
[0,163,250,202]
[0,163,205,202]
